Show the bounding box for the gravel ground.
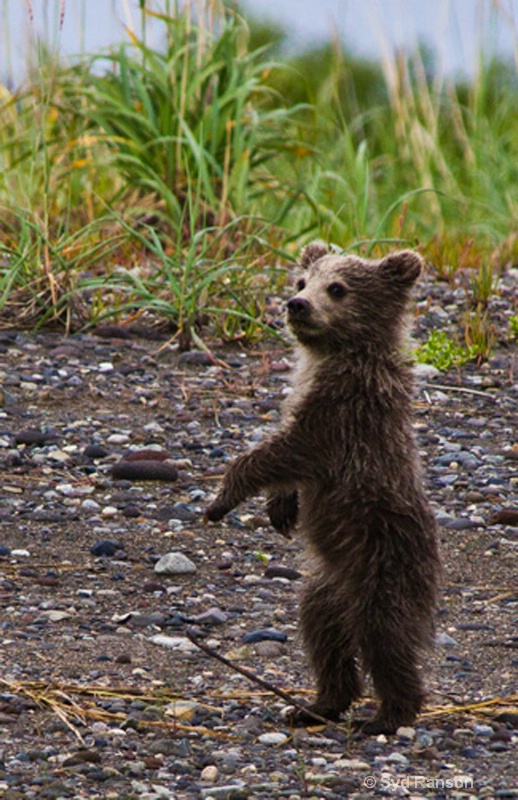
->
[0,269,517,799]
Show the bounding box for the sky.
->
[1,0,517,86]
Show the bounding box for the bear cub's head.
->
[287,243,423,351]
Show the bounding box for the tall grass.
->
[79,2,305,228]
[0,0,516,351]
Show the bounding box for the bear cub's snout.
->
[287,296,311,319]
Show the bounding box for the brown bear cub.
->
[206,243,441,734]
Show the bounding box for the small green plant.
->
[510,315,518,339]
[415,330,476,372]
[469,261,497,307]
[463,307,496,363]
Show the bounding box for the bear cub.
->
[206,243,441,734]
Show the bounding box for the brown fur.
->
[206,244,441,734]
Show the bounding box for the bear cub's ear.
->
[300,241,329,269]
[379,250,423,285]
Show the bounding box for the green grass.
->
[0,0,516,357]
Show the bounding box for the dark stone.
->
[90,540,122,557]
[14,430,54,446]
[489,508,518,525]
[93,324,131,339]
[111,460,178,482]
[264,564,302,581]
[242,629,288,644]
[83,444,109,459]
[494,712,518,728]
[178,350,214,366]
[123,449,171,462]
[442,518,479,530]
[122,505,142,518]
[62,750,102,767]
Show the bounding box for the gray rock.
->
[436,631,459,647]
[154,552,197,574]
[414,362,441,380]
[200,782,246,799]
[258,732,288,745]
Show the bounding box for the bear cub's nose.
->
[287,297,311,318]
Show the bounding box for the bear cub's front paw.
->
[267,491,298,537]
[205,498,231,522]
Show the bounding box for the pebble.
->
[263,564,302,580]
[200,765,219,782]
[40,610,72,622]
[191,608,229,625]
[435,631,459,647]
[82,498,101,512]
[396,726,416,739]
[101,505,119,517]
[83,444,109,459]
[200,783,246,799]
[254,640,286,657]
[111,460,178,482]
[91,539,122,557]
[414,363,441,380]
[47,449,72,463]
[107,433,131,445]
[149,635,198,653]
[257,732,289,745]
[386,751,409,766]
[242,629,287,644]
[14,429,56,446]
[154,552,197,574]
[125,448,172,462]
[333,758,370,770]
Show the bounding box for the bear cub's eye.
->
[327,282,347,299]
[296,278,306,291]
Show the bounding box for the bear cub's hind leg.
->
[290,577,362,724]
[356,631,426,735]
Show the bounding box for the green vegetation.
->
[0,0,516,356]
[415,330,477,372]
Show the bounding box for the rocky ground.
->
[0,269,517,800]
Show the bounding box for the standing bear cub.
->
[206,243,441,734]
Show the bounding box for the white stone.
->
[154,552,197,575]
[149,634,198,653]
[396,726,416,739]
[201,765,219,782]
[413,362,441,380]
[258,732,289,746]
[56,483,95,496]
[107,433,130,444]
[41,610,72,622]
[387,751,409,765]
[47,450,71,462]
[101,505,118,517]
[144,422,165,433]
[82,499,101,512]
[333,758,370,770]
[435,631,459,647]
